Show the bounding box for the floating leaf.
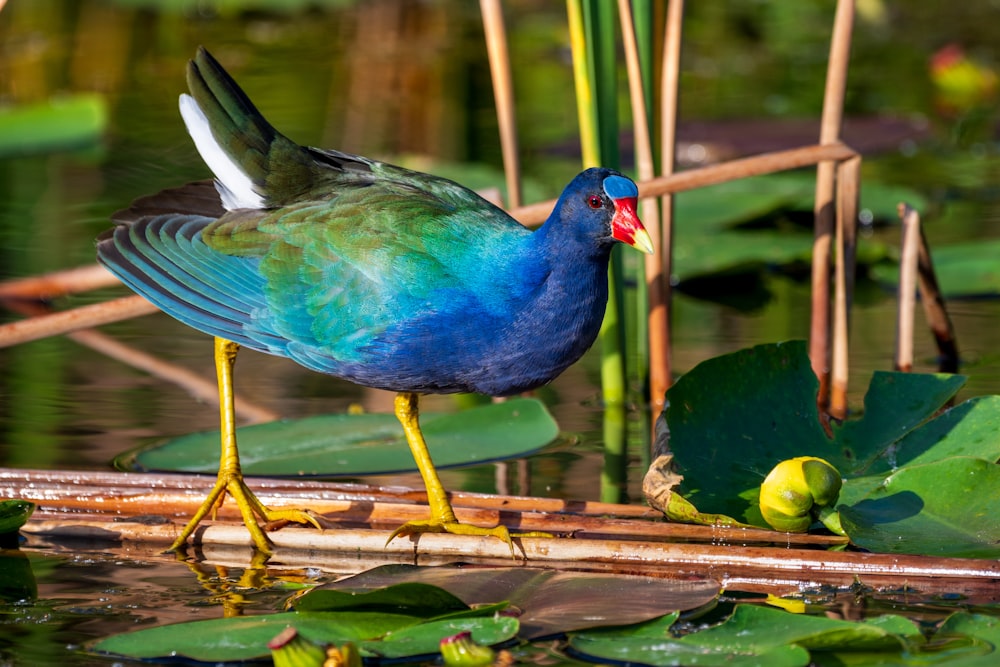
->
[569,605,913,667]
[0,95,106,156]
[360,616,518,660]
[92,605,517,664]
[871,240,1000,298]
[91,611,418,663]
[0,499,35,534]
[299,564,721,640]
[122,398,558,476]
[655,341,1000,556]
[658,341,836,521]
[839,457,1000,558]
[291,582,470,618]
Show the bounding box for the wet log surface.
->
[2,467,997,601]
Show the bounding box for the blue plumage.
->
[95,46,653,555]
[98,49,652,397]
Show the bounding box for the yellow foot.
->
[168,473,322,556]
[387,519,552,559]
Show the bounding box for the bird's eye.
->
[588,194,603,209]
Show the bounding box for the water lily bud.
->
[324,642,361,667]
[759,456,842,533]
[269,627,328,667]
[439,631,496,667]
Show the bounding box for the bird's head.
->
[554,168,653,256]
[600,172,654,254]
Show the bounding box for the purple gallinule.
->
[98,47,652,556]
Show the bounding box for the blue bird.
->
[98,47,652,555]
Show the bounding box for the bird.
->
[97,47,653,557]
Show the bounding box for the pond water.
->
[2,0,1000,665]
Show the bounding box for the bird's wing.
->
[196,182,525,370]
[97,211,295,353]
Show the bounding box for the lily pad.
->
[667,174,911,284]
[121,398,558,476]
[839,457,1000,558]
[568,605,914,667]
[297,563,721,640]
[92,604,518,663]
[0,94,107,156]
[291,582,470,618]
[92,610,419,662]
[0,499,35,534]
[655,341,1000,556]
[871,239,1000,298]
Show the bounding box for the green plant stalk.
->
[577,0,629,407]
[622,0,659,402]
[566,0,599,169]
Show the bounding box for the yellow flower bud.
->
[759,456,842,533]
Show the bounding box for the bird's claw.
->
[168,473,322,556]
[260,507,324,532]
[387,520,553,559]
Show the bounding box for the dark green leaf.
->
[838,457,1000,558]
[360,615,519,659]
[123,398,558,476]
[570,605,916,667]
[0,499,35,534]
[661,341,832,521]
[831,371,967,475]
[91,610,418,662]
[0,95,106,156]
[291,582,470,617]
[570,634,809,667]
[871,240,1000,298]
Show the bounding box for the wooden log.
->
[5,467,998,598]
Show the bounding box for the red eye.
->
[588,194,603,209]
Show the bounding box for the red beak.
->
[611,196,654,254]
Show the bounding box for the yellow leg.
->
[387,392,549,557]
[168,337,322,555]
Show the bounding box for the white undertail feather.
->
[178,94,265,211]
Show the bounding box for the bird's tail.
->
[181,47,320,211]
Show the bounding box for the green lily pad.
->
[569,605,914,667]
[0,94,107,156]
[91,610,419,662]
[298,563,721,640]
[121,398,558,476]
[0,500,35,534]
[839,457,1000,558]
[657,341,1000,556]
[927,613,1000,666]
[92,604,518,663]
[667,174,911,284]
[291,582,470,618]
[360,615,518,660]
[871,240,1000,298]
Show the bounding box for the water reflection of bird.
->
[97,47,652,556]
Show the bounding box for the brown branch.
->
[511,143,858,227]
[896,204,921,372]
[811,0,856,411]
[897,204,960,374]
[0,294,158,348]
[829,155,860,418]
[0,263,119,300]
[479,0,522,208]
